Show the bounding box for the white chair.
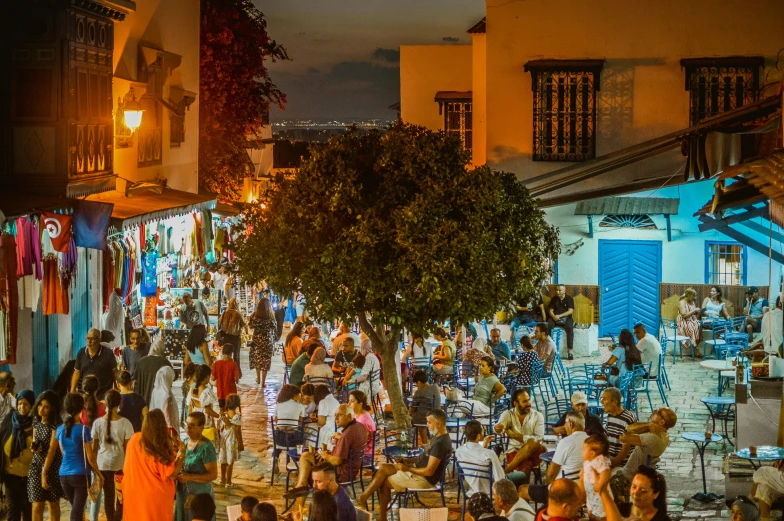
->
[399,507,449,521]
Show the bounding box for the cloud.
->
[442,36,460,43]
[372,47,400,63]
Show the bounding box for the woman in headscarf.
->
[149,366,180,430]
[464,336,493,367]
[218,298,247,378]
[304,347,334,382]
[0,389,35,521]
[249,298,277,387]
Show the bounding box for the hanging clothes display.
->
[42,256,69,315]
[15,217,42,280]
[0,234,19,364]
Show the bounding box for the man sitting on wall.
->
[547,285,575,360]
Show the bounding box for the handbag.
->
[444,387,460,402]
[81,426,102,502]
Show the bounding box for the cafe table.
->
[735,446,784,470]
[681,432,723,497]
[700,359,735,396]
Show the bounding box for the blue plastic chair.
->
[631,362,654,412]
[456,460,495,518]
[724,316,748,344]
[660,318,693,363]
[705,320,730,359]
[716,336,748,360]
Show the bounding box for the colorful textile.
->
[140,251,159,297]
[0,235,19,364]
[73,200,113,250]
[41,212,72,253]
[144,296,158,327]
[42,257,69,315]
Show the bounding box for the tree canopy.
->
[236,122,560,424]
[199,0,288,199]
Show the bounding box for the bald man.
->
[71,328,118,397]
[286,404,367,507]
[534,478,585,521]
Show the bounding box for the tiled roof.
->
[467,17,486,34]
[574,196,679,216]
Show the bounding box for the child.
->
[81,374,106,428]
[117,371,147,433]
[580,434,613,521]
[92,389,134,521]
[237,496,259,521]
[212,343,240,412]
[218,393,244,487]
[180,363,198,427]
[342,353,366,391]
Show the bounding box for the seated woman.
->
[467,356,506,416]
[432,328,456,376]
[701,286,731,325]
[305,347,335,383]
[677,287,703,357]
[606,329,642,387]
[514,336,539,389]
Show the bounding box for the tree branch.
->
[357,314,381,346]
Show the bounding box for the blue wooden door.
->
[599,240,662,336]
[71,248,91,357]
[32,310,58,395]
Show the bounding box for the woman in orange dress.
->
[122,409,185,521]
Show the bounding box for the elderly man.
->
[135,338,174,405]
[179,291,210,329]
[633,323,662,377]
[552,391,605,437]
[311,463,357,521]
[71,328,118,398]
[285,403,367,507]
[520,411,587,503]
[455,420,506,495]
[548,285,575,360]
[493,478,535,521]
[488,328,512,362]
[357,409,452,521]
[533,478,585,521]
[601,387,637,467]
[610,407,677,502]
[494,389,545,482]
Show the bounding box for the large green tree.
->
[199,0,288,199]
[236,122,560,425]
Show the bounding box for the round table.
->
[700,359,735,396]
[681,432,724,496]
[735,446,784,469]
[700,396,736,445]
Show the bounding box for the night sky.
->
[258,0,485,122]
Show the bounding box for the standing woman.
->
[677,288,703,358]
[175,412,218,521]
[149,366,180,430]
[249,297,277,387]
[185,324,213,369]
[0,389,36,521]
[218,298,247,378]
[28,390,64,521]
[50,393,102,521]
[122,409,185,521]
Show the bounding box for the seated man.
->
[285,404,367,507]
[610,407,677,503]
[455,420,506,495]
[357,409,452,521]
[493,389,545,482]
[552,391,605,437]
[409,370,442,444]
[747,298,783,362]
[601,387,637,467]
[745,287,770,343]
[311,463,357,521]
[509,294,543,346]
[633,323,662,377]
[332,337,358,379]
[488,328,512,362]
[533,479,586,521]
[520,412,587,503]
[493,478,536,521]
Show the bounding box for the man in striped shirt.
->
[600,387,638,467]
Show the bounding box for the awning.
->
[575,196,679,216]
[434,91,472,102]
[86,187,217,229]
[0,193,78,224]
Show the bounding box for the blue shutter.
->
[32,309,48,395]
[630,244,662,332]
[71,248,91,357]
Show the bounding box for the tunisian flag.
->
[42,212,73,253]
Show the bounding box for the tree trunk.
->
[375,339,411,428]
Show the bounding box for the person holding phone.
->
[745,286,770,343]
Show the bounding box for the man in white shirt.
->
[455,420,506,496]
[520,411,588,504]
[633,323,662,377]
[493,478,535,521]
[493,389,545,481]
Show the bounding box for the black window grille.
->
[525,60,604,162]
[444,101,472,150]
[681,57,762,126]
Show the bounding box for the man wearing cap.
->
[745,286,770,343]
[609,407,677,502]
[552,391,605,437]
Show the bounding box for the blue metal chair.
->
[308,376,335,393]
[456,460,495,519]
[724,316,749,344]
[382,427,419,463]
[717,336,748,360]
[453,361,476,398]
[631,362,655,412]
[543,399,571,434]
[624,388,639,417]
[529,359,545,410]
[338,444,368,498]
[551,350,567,392]
[705,320,730,359]
[551,327,564,356]
[389,455,450,509]
[660,318,693,363]
[270,416,303,486]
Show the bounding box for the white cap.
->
[571,391,588,405]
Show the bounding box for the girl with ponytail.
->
[92,389,133,521]
[80,375,105,429]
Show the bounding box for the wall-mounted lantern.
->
[123,90,144,133]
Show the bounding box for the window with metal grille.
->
[705,241,747,286]
[681,57,762,126]
[444,101,472,150]
[525,60,603,162]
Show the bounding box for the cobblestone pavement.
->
[67,346,745,520]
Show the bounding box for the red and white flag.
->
[42,212,73,253]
